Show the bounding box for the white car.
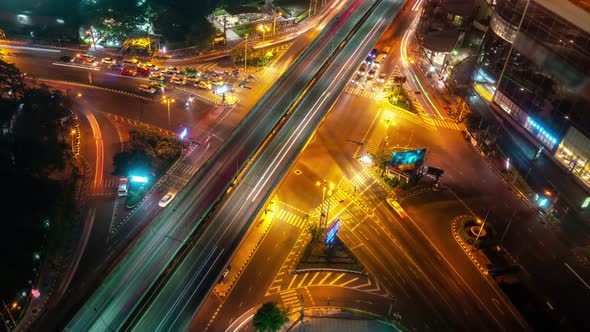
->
[166,66,180,74]
[144,63,159,71]
[101,57,116,64]
[195,80,211,89]
[170,75,186,85]
[138,84,156,94]
[158,191,177,207]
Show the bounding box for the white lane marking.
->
[248,18,385,202]
[52,62,101,71]
[0,44,61,52]
[564,262,590,290]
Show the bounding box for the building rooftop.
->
[441,0,475,17]
[536,0,590,33]
[421,29,462,52]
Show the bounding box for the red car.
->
[120,68,136,77]
[136,67,153,76]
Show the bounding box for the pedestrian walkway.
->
[276,209,308,229]
[284,310,400,332]
[343,84,380,100]
[421,116,462,130]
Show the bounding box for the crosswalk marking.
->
[344,85,379,99]
[276,209,306,229]
[349,170,373,189]
[279,289,300,308]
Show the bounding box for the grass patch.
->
[126,182,149,208]
[297,237,364,272]
[388,87,415,113]
[232,24,258,38]
[457,216,498,249]
[212,8,228,16]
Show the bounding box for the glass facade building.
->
[475,0,590,189]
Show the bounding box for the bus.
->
[386,198,408,219]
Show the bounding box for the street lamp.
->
[244,33,249,70]
[161,96,175,127]
[316,179,334,229]
[273,11,282,36]
[258,24,270,41]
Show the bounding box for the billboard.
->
[389,148,426,171]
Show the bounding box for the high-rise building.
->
[475,0,590,190]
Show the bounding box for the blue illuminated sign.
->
[389,148,426,171]
[179,128,188,140]
[325,219,340,245]
[130,175,148,183]
[527,118,558,145]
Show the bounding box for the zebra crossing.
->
[343,84,381,100]
[279,289,301,309]
[421,116,462,130]
[348,169,374,191]
[276,209,307,229]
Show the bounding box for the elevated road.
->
[128,1,407,330]
[64,0,387,330]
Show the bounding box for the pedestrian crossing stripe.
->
[349,170,373,189]
[279,289,300,308]
[276,209,306,229]
[344,85,379,99]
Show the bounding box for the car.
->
[383,46,391,56]
[160,70,176,77]
[195,80,212,89]
[76,53,96,61]
[101,57,116,64]
[170,75,186,85]
[122,58,140,66]
[377,72,386,83]
[149,81,165,92]
[118,177,128,197]
[136,67,153,76]
[184,67,200,75]
[185,74,200,82]
[364,56,373,65]
[351,73,362,84]
[60,55,72,62]
[165,66,180,74]
[222,266,231,279]
[110,63,124,71]
[120,68,136,76]
[369,48,378,59]
[148,73,165,82]
[368,68,376,79]
[84,58,98,66]
[144,63,159,71]
[358,63,368,76]
[158,191,177,207]
[139,84,156,94]
[210,78,224,86]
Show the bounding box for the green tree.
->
[0,59,26,100]
[253,302,289,332]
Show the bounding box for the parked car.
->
[165,66,180,74]
[122,58,140,66]
[170,75,186,85]
[110,63,124,71]
[120,68,136,77]
[101,57,116,64]
[195,80,212,89]
[144,63,159,71]
[60,55,73,62]
[148,73,165,82]
[149,81,165,92]
[136,67,153,76]
[185,73,200,82]
[210,78,224,86]
[139,84,156,94]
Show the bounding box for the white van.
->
[118,177,129,196]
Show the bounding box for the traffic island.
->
[296,236,364,273]
[387,87,415,114]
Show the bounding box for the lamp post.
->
[273,11,282,36]
[244,33,249,70]
[162,96,175,127]
[258,24,267,41]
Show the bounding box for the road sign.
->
[325,219,340,245]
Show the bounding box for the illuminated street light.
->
[258,24,270,41]
[273,11,282,36]
[162,96,175,127]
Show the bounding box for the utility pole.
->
[298,294,305,326]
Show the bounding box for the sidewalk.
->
[284,309,400,332]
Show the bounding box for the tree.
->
[252,302,289,332]
[0,59,26,100]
